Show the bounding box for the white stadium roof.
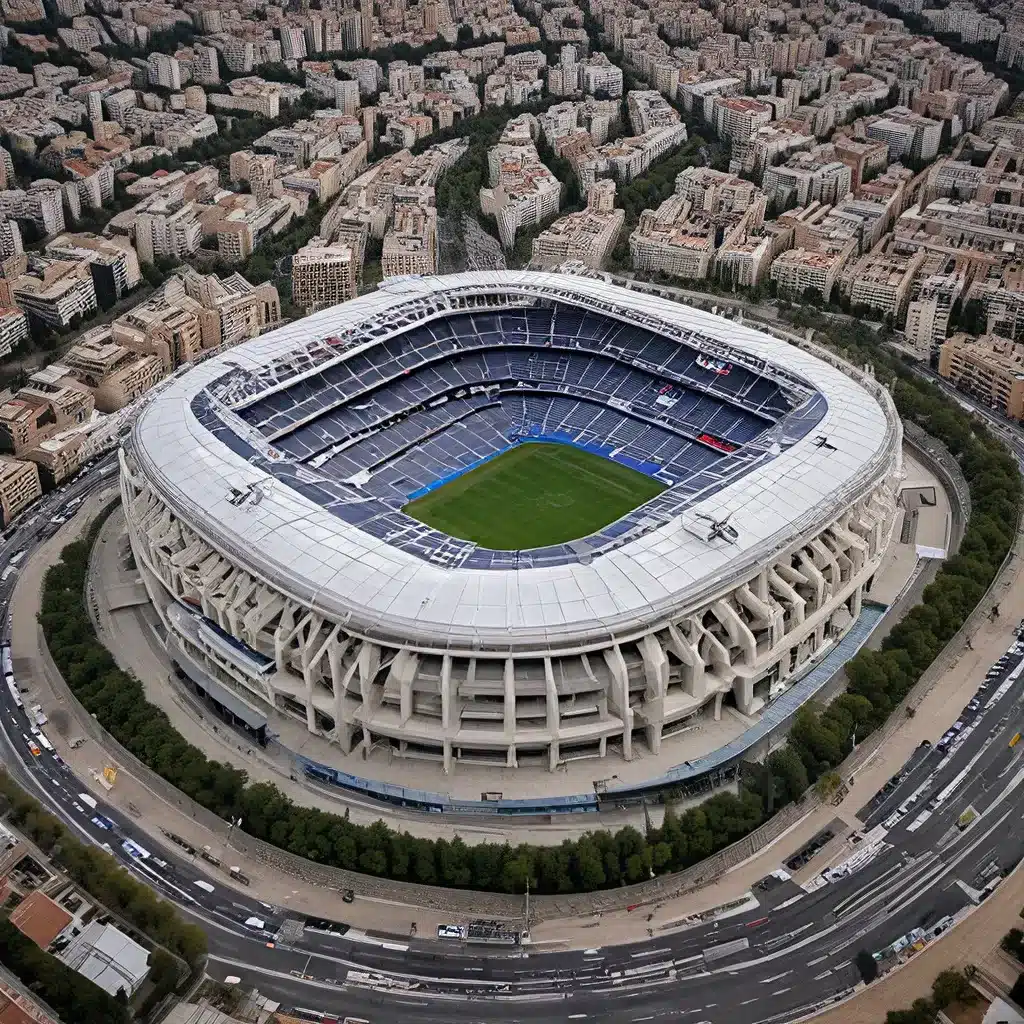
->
[130,271,897,652]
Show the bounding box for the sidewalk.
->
[14,486,1024,966]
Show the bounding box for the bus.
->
[122,838,151,860]
[6,676,23,709]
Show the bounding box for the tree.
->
[930,969,973,1009]
[854,949,879,984]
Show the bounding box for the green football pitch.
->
[402,442,666,550]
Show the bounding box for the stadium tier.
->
[122,271,902,777]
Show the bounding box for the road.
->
[1,451,1023,1024]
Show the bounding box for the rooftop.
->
[129,271,897,651]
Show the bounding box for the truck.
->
[78,793,98,810]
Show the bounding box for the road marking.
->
[760,971,792,984]
[814,970,832,980]
[806,956,827,966]
[630,948,671,959]
[740,998,758,1005]
[568,1015,587,1019]
[771,988,791,996]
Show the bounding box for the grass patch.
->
[402,441,665,549]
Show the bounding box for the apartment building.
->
[111,290,203,372]
[580,53,624,97]
[716,223,793,289]
[11,259,98,330]
[839,247,928,320]
[174,269,281,349]
[134,199,202,265]
[0,456,41,528]
[291,236,361,312]
[192,43,220,85]
[148,53,182,91]
[762,149,852,210]
[480,118,562,250]
[43,233,141,309]
[382,204,438,278]
[938,333,1024,418]
[711,96,774,145]
[54,330,158,414]
[833,136,890,191]
[0,368,94,483]
[864,107,942,164]
[531,180,624,270]
[630,169,766,281]
[0,307,29,358]
[599,123,688,182]
[0,185,65,237]
[769,225,857,302]
[627,90,679,134]
[0,216,22,260]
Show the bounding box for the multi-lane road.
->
[1,449,1023,1024]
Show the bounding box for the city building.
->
[480,116,561,250]
[381,203,438,278]
[0,307,29,358]
[59,330,164,412]
[58,921,150,999]
[11,259,98,330]
[938,333,1024,419]
[531,180,624,270]
[291,236,361,312]
[0,456,42,529]
[864,107,942,163]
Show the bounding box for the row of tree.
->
[38,318,1020,894]
[0,918,131,1024]
[0,770,206,968]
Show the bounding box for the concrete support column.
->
[503,658,516,742]
[732,674,753,714]
[714,691,724,721]
[440,654,454,731]
[771,566,806,627]
[602,645,632,760]
[712,599,756,666]
[797,551,826,612]
[666,622,705,698]
[544,658,560,772]
[388,649,418,725]
[328,639,353,754]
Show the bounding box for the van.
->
[244,916,266,930]
[194,880,215,893]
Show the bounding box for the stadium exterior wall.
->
[120,276,902,778]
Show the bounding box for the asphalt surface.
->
[1,446,1023,1024]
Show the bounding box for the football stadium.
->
[121,271,902,787]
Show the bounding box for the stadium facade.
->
[121,271,902,777]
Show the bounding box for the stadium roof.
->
[129,271,898,651]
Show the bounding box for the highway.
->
[0,449,1023,1024]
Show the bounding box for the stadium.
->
[121,271,902,785]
